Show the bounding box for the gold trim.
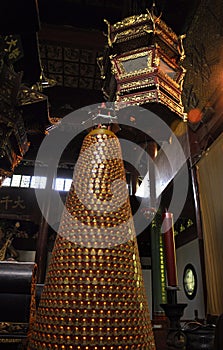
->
[118,78,155,92]
[96,56,105,79]
[17,86,47,106]
[159,80,180,100]
[89,128,115,137]
[0,321,29,338]
[0,338,23,343]
[117,48,151,62]
[159,92,184,116]
[178,34,186,61]
[158,69,180,89]
[0,237,12,261]
[117,91,158,104]
[118,77,180,101]
[111,25,150,44]
[27,264,37,340]
[48,116,61,125]
[155,18,178,44]
[111,49,154,80]
[159,50,179,70]
[109,12,178,45]
[104,19,112,47]
[111,12,178,40]
[116,90,184,118]
[112,14,149,30]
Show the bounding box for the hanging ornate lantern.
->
[98,10,186,120]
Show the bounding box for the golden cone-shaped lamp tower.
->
[28,128,155,350]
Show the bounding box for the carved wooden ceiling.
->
[39,33,103,91]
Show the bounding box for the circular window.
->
[183,264,197,300]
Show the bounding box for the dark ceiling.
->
[0,0,201,35]
[37,0,201,35]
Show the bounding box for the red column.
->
[162,212,178,287]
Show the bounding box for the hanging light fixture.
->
[99,7,187,121]
[31,68,57,92]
